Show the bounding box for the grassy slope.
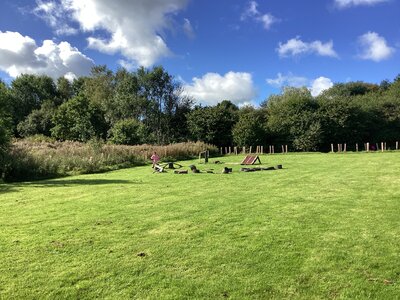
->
[1,153,400,299]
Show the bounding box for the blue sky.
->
[0,0,399,106]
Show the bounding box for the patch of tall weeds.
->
[2,140,217,182]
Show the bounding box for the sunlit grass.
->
[1,152,400,299]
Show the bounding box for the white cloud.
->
[266,73,333,96]
[184,71,257,106]
[357,31,395,62]
[0,31,94,79]
[35,0,188,67]
[266,72,308,88]
[277,37,338,58]
[334,0,389,8]
[241,1,279,30]
[33,0,78,35]
[310,77,334,96]
[183,18,195,39]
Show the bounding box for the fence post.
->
[344,143,347,152]
[272,145,275,154]
[396,141,399,150]
[243,146,246,154]
[261,145,264,154]
[356,143,358,152]
[331,144,334,153]
[381,142,384,152]
[285,145,288,153]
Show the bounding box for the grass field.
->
[1,152,400,299]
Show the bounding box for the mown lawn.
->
[1,152,400,299]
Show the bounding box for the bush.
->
[108,119,145,145]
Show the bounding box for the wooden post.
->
[366,142,369,152]
[381,142,384,152]
[384,142,387,151]
[220,147,223,155]
[396,141,399,150]
[344,143,347,152]
[331,144,334,153]
[249,146,252,154]
[285,145,288,153]
[337,144,340,153]
[229,146,231,155]
[356,143,358,152]
[272,145,275,154]
[261,146,264,154]
[376,143,379,151]
[242,146,246,154]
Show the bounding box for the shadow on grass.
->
[0,184,18,194]
[30,179,140,187]
[1,179,141,193]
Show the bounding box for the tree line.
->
[1,65,400,154]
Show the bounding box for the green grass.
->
[1,152,400,299]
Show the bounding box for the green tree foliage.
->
[10,74,58,129]
[107,68,146,124]
[187,100,238,146]
[83,65,114,110]
[17,100,57,137]
[3,69,400,151]
[137,66,190,144]
[56,77,74,103]
[108,119,145,145]
[265,87,321,151]
[233,107,266,147]
[321,81,379,98]
[0,81,13,177]
[51,94,106,142]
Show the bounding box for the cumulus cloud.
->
[266,72,333,96]
[277,37,338,58]
[357,31,395,62]
[334,0,389,8]
[34,0,188,67]
[310,77,334,96]
[241,1,279,30]
[0,31,94,79]
[183,71,257,106]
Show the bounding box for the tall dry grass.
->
[2,139,217,182]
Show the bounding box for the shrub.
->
[108,119,145,145]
